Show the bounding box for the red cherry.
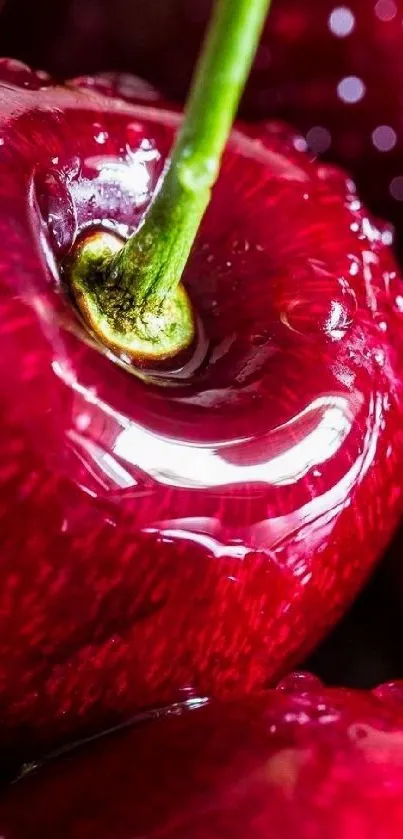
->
[0,63,402,760]
[2,674,403,837]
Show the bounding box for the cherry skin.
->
[0,59,403,761]
[2,674,403,837]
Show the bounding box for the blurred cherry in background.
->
[5,675,403,837]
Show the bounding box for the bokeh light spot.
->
[306,126,332,153]
[328,6,355,36]
[337,76,366,103]
[374,0,397,21]
[389,176,403,200]
[372,125,397,152]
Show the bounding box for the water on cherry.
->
[0,61,403,763]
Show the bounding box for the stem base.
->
[69,232,195,365]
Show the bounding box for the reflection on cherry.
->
[0,61,403,761]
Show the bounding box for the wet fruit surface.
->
[0,60,403,760]
[3,674,403,837]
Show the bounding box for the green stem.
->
[70,0,272,364]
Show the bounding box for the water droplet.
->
[126,121,146,151]
[95,130,108,145]
[275,262,357,340]
[277,672,323,692]
[92,124,108,145]
[69,74,114,96]
[72,72,161,103]
[373,681,403,709]
[377,318,388,333]
[231,238,250,254]
[349,257,360,276]
[116,73,160,102]
[349,199,361,212]
[141,138,155,151]
[373,348,385,367]
[75,413,91,432]
[34,168,77,257]
[284,710,311,724]
[251,331,271,347]
[318,712,341,724]
[0,58,49,90]
[382,228,394,246]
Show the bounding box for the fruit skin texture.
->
[0,59,403,761]
[3,674,403,838]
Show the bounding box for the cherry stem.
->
[70,0,272,363]
[111,0,272,304]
